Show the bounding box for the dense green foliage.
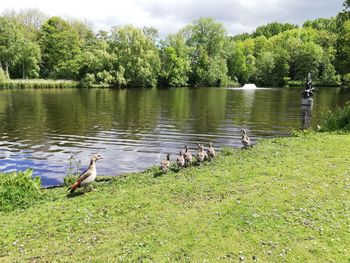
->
[0,1,349,87]
[0,170,42,212]
[0,133,350,261]
[320,104,350,132]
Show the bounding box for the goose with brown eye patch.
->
[68,154,102,193]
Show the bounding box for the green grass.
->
[0,79,79,89]
[320,104,350,132]
[0,132,350,261]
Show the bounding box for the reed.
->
[320,104,350,132]
[0,79,79,89]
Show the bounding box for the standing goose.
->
[160,154,171,173]
[176,151,185,169]
[240,129,252,149]
[196,143,208,163]
[207,141,216,159]
[69,154,103,193]
[183,145,193,166]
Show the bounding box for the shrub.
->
[81,73,96,88]
[320,104,350,132]
[343,73,350,88]
[0,170,42,212]
[63,155,81,187]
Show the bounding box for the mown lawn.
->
[1,132,350,262]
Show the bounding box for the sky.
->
[0,0,344,37]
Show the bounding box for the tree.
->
[143,26,159,43]
[109,25,160,87]
[39,16,82,79]
[79,37,123,87]
[159,34,190,87]
[292,42,323,81]
[0,17,22,78]
[335,1,350,75]
[182,18,228,86]
[226,40,249,84]
[14,40,41,78]
[255,52,275,86]
[252,22,298,38]
[68,19,95,47]
[2,9,47,41]
[336,20,350,74]
[303,17,336,33]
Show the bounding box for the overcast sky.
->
[0,0,344,37]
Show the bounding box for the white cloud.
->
[0,0,344,37]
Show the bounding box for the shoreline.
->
[1,131,350,261]
[0,79,345,89]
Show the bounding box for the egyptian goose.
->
[241,129,252,149]
[69,154,102,193]
[160,154,171,173]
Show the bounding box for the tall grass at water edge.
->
[0,79,79,89]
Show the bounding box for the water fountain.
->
[242,83,257,89]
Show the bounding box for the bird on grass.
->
[69,154,103,193]
[183,145,193,166]
[196,143,208,163]
[206,141,216,159]
[240,129,252,149]
[160,154,171,173]
[176,151,185,169]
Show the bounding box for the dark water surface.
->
[0,87,349,186]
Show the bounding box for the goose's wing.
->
[78,168,92,182]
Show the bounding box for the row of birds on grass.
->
[68,129,252,193]
[160,129,252,173]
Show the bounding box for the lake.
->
[0,87,349,186]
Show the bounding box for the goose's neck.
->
[90,160,96,168]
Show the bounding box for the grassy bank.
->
[0,132,350,261]
[0,79,79,89]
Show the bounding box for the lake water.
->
[0,87,349,186]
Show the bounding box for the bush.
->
[81,73,96,88]
[0,170,42,212]
[343,73,350,88]
[320,104,350,132]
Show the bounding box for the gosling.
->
[69,154,103,193]
[183,145,193,166]
[206,141,216,159]
[176,151,185,169]
[196,143,208,163]
[240,129,252,149]
[160,154,171,173]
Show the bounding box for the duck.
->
[241,129,252,149]
[160,154,171,173]
[183,145,193,166]
[69,154,103,193]
[196,143,208,163]
[176,151,185,168]
[206,141,216,159]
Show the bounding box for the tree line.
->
[0,1,349,88]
